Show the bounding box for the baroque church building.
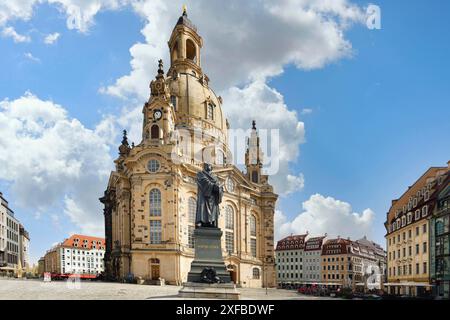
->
[100,9,277,288]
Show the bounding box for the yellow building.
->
[385,165,448,296]
[100,9,277,288]
[321,238,353,288]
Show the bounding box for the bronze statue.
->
[195,163,223,228]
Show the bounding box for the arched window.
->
[206,103,214,120]
[250,215,257,237]
[252,268,260,280]
[186,39,197,62]
[225,206,234,229]
[250,214,257,257]
[149,189,161,216]
[151,125,160,139]
[225,205,234,254]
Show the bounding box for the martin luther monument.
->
[195,163,223,229]
[180,163,240,298]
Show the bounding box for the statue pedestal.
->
[179,282,241,299]
[187,228,231,283]
[179,228,240,299]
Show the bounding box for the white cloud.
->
[24,52,40,63]
[0,92,113,235]
[275,194,375,241]
[223,80,306,195]
[301,108,313,115]
[44,32,60,44]
[46,0,128,33]
[103,0,366,99]
[0,1,37,26]
[1,26,31,43]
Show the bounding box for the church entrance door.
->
[151,265,160,280]
[149,258,160,280]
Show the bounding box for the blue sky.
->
[0,0,449,264]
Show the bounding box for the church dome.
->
[168,73,227,143]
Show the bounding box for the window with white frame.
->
[415,209,421,220]
[188,197,196,224]
[250,215,257,237]
[150,220,162,244]
[225,205,234,253]
[422,205,428,217]
[150,189,161,216]
[188,197,196,248]
[251,238,257,258]
[147,159,160,173]
[407,212,412,224]
[206,103,215,120]
[250,214,257,257]
[252,267,260,280]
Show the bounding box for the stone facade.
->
[100,9,277,288]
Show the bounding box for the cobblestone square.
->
[0,278,336,300]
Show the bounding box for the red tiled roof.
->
[275,234,308,251]
[62,234,105,250]
[304,236,327,251]
[321,238,351,255]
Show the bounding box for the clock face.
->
[153,109,162,121]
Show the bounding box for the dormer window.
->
[424,191,430,201]
[415,209,421,220]
[422,205,428,217]
[413,197,418,207]
[407,212,412,224]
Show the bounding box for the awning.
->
[0,267,16,271]
[383,282,434,287]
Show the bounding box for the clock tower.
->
[143,59,176,146]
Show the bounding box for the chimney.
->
[447,160,450,169]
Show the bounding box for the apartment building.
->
[0,192,29,276]
[41,234,106,276]
[275,234,307,286]
[303,235,327,283]
[385,163,448,296]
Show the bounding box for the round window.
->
[226,177,235,193]
[147,159,160,173]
